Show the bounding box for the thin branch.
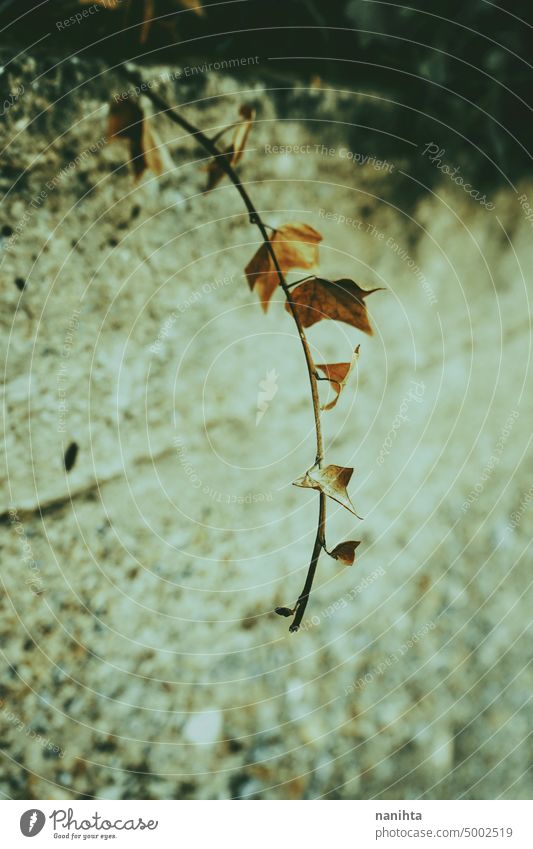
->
[118,64,325,631]
[289,493,326,631]
[285,274,315,289]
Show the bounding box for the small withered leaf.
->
[64,442,79,472]
[316,345,360,411]
[286,277,381,333]
[81,0,121,7]
[244,243,274,311]
[328,540,361,566]
[118,0,203,45]
[205,104,255,192]
[245,223,322,312]
[275,607,294,618]
[232,104,254,166]
[293,464,361,517]
[179,0,204,14]
[271,223,322,273]
[140,0,155,44]
[107,100,164,181]
[108,100,140,163]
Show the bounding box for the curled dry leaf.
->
[286,277,382,333]
[316,344,360,411]
[275,606,295,618]
[108,100,164,180]
[205,105,255,192]
[245,223,323,311]
[293,464,361,517]
[328,540,361,566]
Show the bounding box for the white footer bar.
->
[2,799,531,848]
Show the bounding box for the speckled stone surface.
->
[1,54,532,800]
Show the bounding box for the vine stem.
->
[118,65,325,631]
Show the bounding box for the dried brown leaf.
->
[140,0,155,43]
[328,540,361,566]
[108,100,164,180]
[179,0,204,14]
[205,105,254,192]
[316,344,360,411]
[91,1,203,41]
[244,243,275,311]
[245,223,322,311]
[286,277,382,333]
[232,104,254,164]
[271,223,322,273]
[293,464,361,517]
[81,0,121,7]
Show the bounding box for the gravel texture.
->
[0,55,532,800]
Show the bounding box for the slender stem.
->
[285,274,315,289]
[289,494,326,632]
[119,65,325,631]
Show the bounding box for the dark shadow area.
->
[1,0,532,194]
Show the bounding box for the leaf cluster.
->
[105,79,382,630]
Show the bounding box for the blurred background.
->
[0,0,532,799]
